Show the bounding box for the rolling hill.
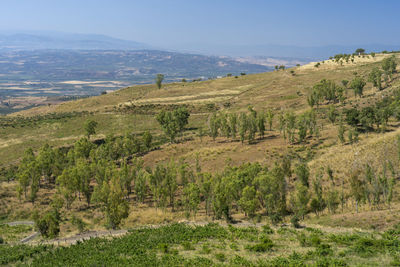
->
[1,51,400,266]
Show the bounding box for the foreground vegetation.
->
[1,223,400,266]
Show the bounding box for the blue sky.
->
[1,0,400,47]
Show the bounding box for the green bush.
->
[247,237,274,252]
[316,257,348,266]
[158,243,169,253]
[71,215,86,233]
[214,252,226,262]
[315,243,333,256]
[182,241,195,250]
[201,243,211,254]
[230,242,239,251]
[310,234,322,247]
[291,215,301,228]
[33,210,60,238]
[351,237,384,257]
[297,232,308,247]
[270,213,282,225]
[262,224,274,234]
[229,255,252,266]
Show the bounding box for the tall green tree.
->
[368,67,383,90]
[135,169,148,203]
[229,113,238,139]
[239,185,258,218]
[355,48,365,55]
[350,76,366,97]
[327,105,337,124]
[382,55,397,80]
[84,119,98,139]
[349,170,365,213]
[295,163,310,188]
[285,111,296,144]
[219,113,231,138]
[17,148,38,200]
[155,74,165,89]
[266,108,275,131]
[254,164,287,216]
[257,112,266,138]
[92,175,129,229]
[183,182,201,218]
[142,131,152,151]
[247,113,257,143]
[291,182,310,219]
[37,144,55,184]
[57,168,78,209]
[238,112,248,144]
[156,107,190,143]
[208,112,220,140]
[164,161,178,211]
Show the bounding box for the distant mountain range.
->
[1,31,398,60]
[0,31,150,50]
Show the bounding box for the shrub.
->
[315,243,333,256]
[310,234,322,247]
[182,241,195,250]
[230,242,239,251]
[201,243,211,254]
[247,237,274,252]
[291,215,301,228]
[270,213,282,225]
[158,243,169,253]
[262,224,274,234]
[316,257,348,266]
[297,232,308,247]
[215,252,226,262]
[351,237,384,256]
[229,255,252,266]
[305,227,323,235]
[71,215,86,233]
[33,210,60,238]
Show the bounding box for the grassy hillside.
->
[1,52,400,259]
[0,53,392,168]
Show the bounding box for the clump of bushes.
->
[247,236,274,252]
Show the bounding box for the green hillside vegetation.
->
[1,51,400,266]
[2,223,400,266]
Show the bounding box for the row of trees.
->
[156,107,190,142]
[207,107,274,144]
[206,107,319,145]
[278,109,318,144]
[307,79,346,107]
[368,55,397,90]
[18,140,400,227]
[349,160,397,213]
[341,89,400,133]
[13,122,400,233]
[16,129,153,228]
[311,56,397,102]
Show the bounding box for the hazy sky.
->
[1,0,400,47]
